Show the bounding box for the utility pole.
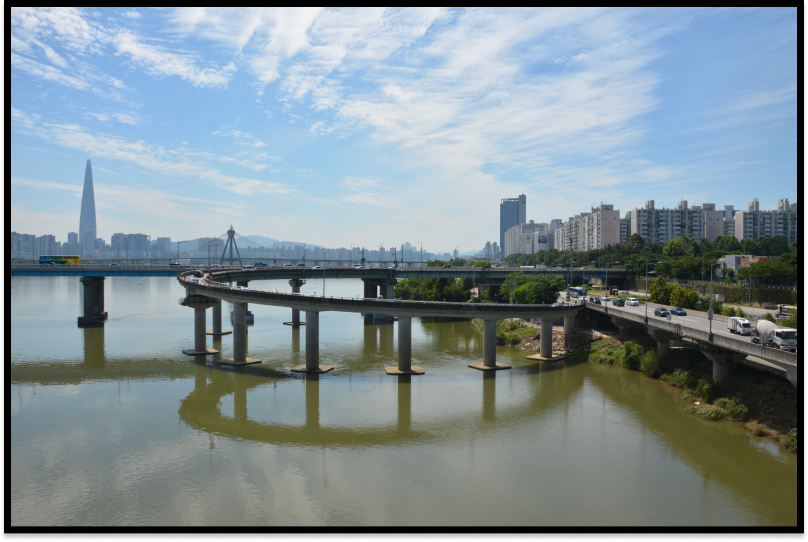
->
[419,242,422,268]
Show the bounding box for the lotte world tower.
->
[79,159,97,255]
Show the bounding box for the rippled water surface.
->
[10,276,798,527]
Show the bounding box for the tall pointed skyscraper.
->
[79,159,97,255]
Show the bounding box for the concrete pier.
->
[386,317,424,375]
[180,295,218,355]
[77,276,108,326]
[525,317,566,361]
[292,311,334,373]
[207,300,232,336]
[469,319,510,371]
[649,329,677,358]
[284,279,306,327]
[374,280,396,322]
[223,302,260,365]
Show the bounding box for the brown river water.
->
[10,276,798,527]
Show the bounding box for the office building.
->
[79,159,97,256]
[734,198,798,245]
[500,194,526,251]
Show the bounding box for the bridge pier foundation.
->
[223,302,260,365]
[181,295,219,355]
[292,311,334,373]
[649,328,677,358]
[77,277,107,327]
[469,319,510,371]
[374,280,396,323]
[284,279,306,327]
[386,317,424,375]
[207,300,232,336]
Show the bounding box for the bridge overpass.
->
[585,302,798,387]
[178,271,582,374]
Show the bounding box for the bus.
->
[39,255,81,266]
[568,286,586,299]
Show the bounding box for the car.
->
[283,263,293,267]
[296,264,305,267]
[376,295,385,300]
[551,302,564,307]
[388,265,396,269]
[588,296,601,304]
[188,277,199,284]
[612,298,625,307]
[236,286,249,291]
[670,307,687,316]
[626,297,640,306]
[600,296,611,303]
[193,270,204,278]
[312,266,323,270]
[441,265,451,268]
[210,264,222,268]
[654,308,670,317]
[254,262,267,267]
[619,290,630,295]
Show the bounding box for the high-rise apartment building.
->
[37,234,57,256]
[553,205,620,252]
[619,212,632,244]
[629,200,723,244]
[79,159,97,256]
[155,237,172,252]
[734,198,798,245]
[504,221,551,257]
[500,194,526,250]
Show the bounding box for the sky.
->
[10,7,798,252]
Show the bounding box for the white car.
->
[600,296,611,303]
[626,297,640,306]
[312,266,323,269]
[619,290,630,295]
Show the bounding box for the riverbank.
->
[566,331,798,452]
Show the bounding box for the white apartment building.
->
[734,198,798,245]
[503,221,546,257]
[619,212,632,244]
[629,200,723,244]
[553,205,620,252]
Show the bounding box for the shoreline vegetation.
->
[473,317,798,453]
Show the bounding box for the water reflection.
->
[482,371,496,422]
[82,327,106,370]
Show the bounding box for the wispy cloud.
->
[12,108,292,196]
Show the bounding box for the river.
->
[10,276,798,527]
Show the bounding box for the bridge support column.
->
[374,280,396,323]
[222,302,260,365]
[386,317,424,375]
[649,329,677,358]
[207,300,231,336]
[699,348,745,383]
[181,295,218,355]
[77,277,107,327]
[469,319,510,371]
[292,311,334,373]
[284,279,306,327]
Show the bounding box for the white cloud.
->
[12,108,292,197]
[342,192,398,207]
[341,176,382,191]
[124,11,141,19]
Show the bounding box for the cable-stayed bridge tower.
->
[219,225,243,265]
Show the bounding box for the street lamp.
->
[323,251,328,297]
[350,243,353,266]
[709,262,724,337]
[605,261,620,303]
[645,261,662,322]
[419,242,422,268]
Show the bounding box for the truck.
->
[727,317,753,335]
[751,320,798,352]
[169,258,191,266]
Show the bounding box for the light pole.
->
[323,251,328,297]
[645,261,662,322]
[350,243,353,266]
[419,242,422,268]
[605,261,620,302]
[709,262,723,337]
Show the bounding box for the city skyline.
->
[11,8,797,250]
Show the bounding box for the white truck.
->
[170,258,191,266]
[751,320,798,352]
[727,317,753,335]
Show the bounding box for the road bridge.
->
[585,302,798,387]
[179,271,583,374]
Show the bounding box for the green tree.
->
[781,307,798,329]
[648,277,675,304]
[512,275,566,304]
[756,236,789,257]
[662,236,696,258]
[670,286,700,309]
[738,259,797,285]
[713,235,742,254]
[427,260,448,267]
[640,350,661,378]
[625,233,646,255]
[741,238,760,255]
[473,260,491,267]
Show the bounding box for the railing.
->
[185,276,585,310]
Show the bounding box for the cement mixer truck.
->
[751,320,798,352]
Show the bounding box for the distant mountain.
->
[242,235,324,249]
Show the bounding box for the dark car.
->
[296,263,305,267]
[441,265,451,268]
[654,308,670,317]
[588,296,601,304]
[670,307,687,316]
[611,298,625,307]
[193,270,204,278]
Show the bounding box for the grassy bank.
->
[568,333,798,452]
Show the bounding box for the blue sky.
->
[10,7,797,251]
